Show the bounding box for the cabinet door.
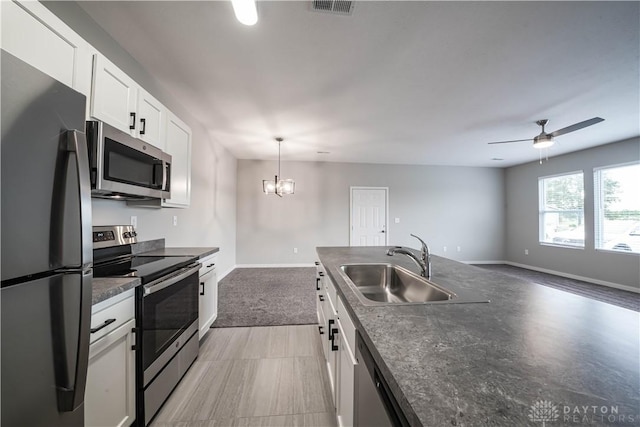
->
[137,88,166,149]
[198,266,218,340]
[1,1,92,96]
[91,54,138,134]
[85,318,136,427]
[163,112,192,207]
[337,322,356,427]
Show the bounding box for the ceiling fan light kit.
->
[487,117,605,150]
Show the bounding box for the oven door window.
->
[142,272,198,370]
[104,137,164,189]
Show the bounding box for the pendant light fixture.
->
[263,137,295,197]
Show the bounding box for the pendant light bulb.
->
[231,0,258,26]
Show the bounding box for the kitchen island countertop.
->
[317,246,640,426]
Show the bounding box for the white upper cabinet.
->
[137,88,166,148]
[91,54,139,134]
[163,112,192,207]
[1,1,94,100]
[91,54,168,149]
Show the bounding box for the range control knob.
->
[123,232,131,238]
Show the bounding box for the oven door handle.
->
[143,264,200,296]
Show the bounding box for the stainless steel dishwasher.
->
[354,332,410,427]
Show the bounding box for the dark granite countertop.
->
[139,247,219,259]
[316,246,640,426]
[92,277,140,306]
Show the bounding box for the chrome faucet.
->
[386,234,432,278]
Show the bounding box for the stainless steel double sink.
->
[339,263,489,306]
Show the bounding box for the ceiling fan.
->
[488,117,605,149]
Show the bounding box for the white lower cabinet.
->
[85,292,136,427]
[198,254,218,340]
[315,262,357,427]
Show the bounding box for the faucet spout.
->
[386,234,432,278]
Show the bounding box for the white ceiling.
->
[77,1,639,167]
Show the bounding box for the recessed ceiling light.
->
[491,158,504,161]
[317,151,330,154]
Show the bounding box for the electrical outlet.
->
[443,246,447,252]
[525,249,529,255]
[130,216,137,228]
[293,248,298,254]
[394,217,400,224]
[456,246,461,252]
[172,216,178,226]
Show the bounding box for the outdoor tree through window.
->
[539,172,585,247]
[595,163,640,254]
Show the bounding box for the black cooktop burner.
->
[94,255,197,285]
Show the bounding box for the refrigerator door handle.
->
[65,130,93,272]
[52,271,92,412]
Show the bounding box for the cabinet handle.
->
[200,282,205,296]
[318,326,324,335]
[129,112,136,130]
[328,319,335,340]
[140,118,146,135]
[316,277,321,291]
[319,295,324,302]
[90,318,116,334]
[315,261,320,266]
[319,272,325,277]
[206,263,215,268]
[330,328,339,351]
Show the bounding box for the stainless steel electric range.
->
[93,225,200,426]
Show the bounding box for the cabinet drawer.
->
[337,295,356,357]
[199,254,217,277]
[325,275,338,314]
[90,293,134,344]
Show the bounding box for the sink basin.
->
[339,263,489,306]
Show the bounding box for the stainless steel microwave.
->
[86,120,171,200]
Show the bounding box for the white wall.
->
[44,2,237,275]
[505,138,640,290]
[237,160,505,265]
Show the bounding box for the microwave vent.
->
[311,0,354,15]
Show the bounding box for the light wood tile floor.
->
[151,325,337,427]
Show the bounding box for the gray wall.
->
[505,138,640,290]
[44,2,238,275]
[237,161,505,264]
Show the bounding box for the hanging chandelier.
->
[263,137,295,197]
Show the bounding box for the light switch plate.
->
[130,216,137,228]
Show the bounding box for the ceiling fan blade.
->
[487,138,533,145]
[549,117,604,137]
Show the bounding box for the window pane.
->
[539,172,584,247]
[595,163,640,254]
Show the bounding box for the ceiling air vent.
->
[312,0,354,15]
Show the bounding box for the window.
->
[539,172,584,247]
[595,163,640,254]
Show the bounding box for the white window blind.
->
[539,172,584,247]
[594,163,640,254]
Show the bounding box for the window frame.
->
[594,161,640,255]
[538,170,585,249]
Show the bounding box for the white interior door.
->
[350,187,388,246]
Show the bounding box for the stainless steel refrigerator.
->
[1,50,93,426]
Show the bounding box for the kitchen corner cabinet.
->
[198,253,218,340]
[91,54,167,149]
[162,112,192,208]
[85,291,136,427]
[315,262,357,427]
[1,1,94,99]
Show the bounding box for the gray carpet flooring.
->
[212,267,317,328]
[475,264,640,312]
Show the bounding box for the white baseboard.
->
[478,260,640,294]
[217,266,235,281]
[235,263,316,268]
[462,260,506,265]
